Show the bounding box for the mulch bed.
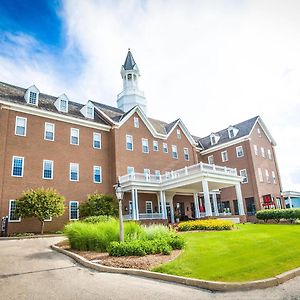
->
[56,240,181,270]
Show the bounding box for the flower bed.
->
[177,219,234,231]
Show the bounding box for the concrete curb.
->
[51,245,300,292]
[0,234,64,241]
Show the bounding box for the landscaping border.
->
[51,244,300,292]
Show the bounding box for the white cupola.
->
[117,49,147,114]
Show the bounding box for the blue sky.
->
[0,0,300,191]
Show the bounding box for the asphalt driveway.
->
[0,237,299,300]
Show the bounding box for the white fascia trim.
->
[249,117,277,146]
[0,100,111,132]
[200,136,250,155]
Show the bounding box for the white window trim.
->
[146,201,153,214]
[43,160,54,180]
[268,149,272,160]
[221,150,228,162]
[261,147,265,158]
[172,145,178,159]
[258,168,263,182]
[11,156,24,177]
[70,128,80,145]
[44,122,55,141]
[236,146,244,158]
[59,98,68,112]
[70,163,79,182]
[93,166,102,183]
[163,143,168,153]
[134,117,139,128]
[153,140,158,152]
[184,148,190,161]
[15,116,27,136]
[254,144,258,156]
[208,155,214,165]
[272,171,276,184]
[8,200,21,222]
[44,217,52,222]
[142,138,149,154]
[127,166,135,174]
[177,129,181,139]
[93,132,102,149]
[265,169,270,183]
[144,168,150,181]
[69,201,79,221]
[126,134,133,151]
[240,169,248,184]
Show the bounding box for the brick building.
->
[0,50,283,233]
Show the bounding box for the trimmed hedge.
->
[178,219,234,231]
[256,209,300,223]
[108,235,185,257]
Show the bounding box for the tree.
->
[16,188,65,234]
[79,193,118,218]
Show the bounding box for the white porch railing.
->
[119,162,237,185]
[123,213,164,220]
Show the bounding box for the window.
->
[257,128,262,137]
[43,160,53,179]
[184,148,189,161]
[70,163,79,181]
[70,128,79,145]
[165,171,171,179]
[155,170,161,181]
[93,132,101,149]
[69,201,79,220]
[11,156,24,177]
[127,166,134,174]
[142,138,149,153]
[267,149,272,160]
[15,117,27,136]
[172,145,178,159]
[211,136,216,145]
[60,99,68,112]
[240,169,248,184]
[261,147,265,158]
[254,145,258,156]
[177,129,181,139]
[265,169,270,183]
[146,201,153,214]
[229,129,234,138]
[44,123,54,141]
[208,155,214,165]
[93,166,102,183]
[163,143,168,153]
[126,135,133,151]
[9,200,20,222]
[29,91,37,105]
[86,106,94,118]
[236,146,244,157]
[272,171,276,184]
[221,150,228,162]
[134,117,139,128]
[153,141,158,151]
[258,168,263,182]
[144,169,150,181]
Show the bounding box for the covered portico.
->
[119,162,245,223]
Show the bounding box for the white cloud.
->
[1,0,300,190]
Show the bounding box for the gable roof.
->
[199,116,259,150]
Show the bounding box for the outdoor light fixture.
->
[115,181,124,242]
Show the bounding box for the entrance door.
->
[233,200,239,215]
[191,202,195,218]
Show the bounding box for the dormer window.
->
[210,133,220,145]
[211,136,216,144]
[24,85,39,106]
[87,106,94,119]
[60,99,67,112]
[228,126,239,139]
[229,129,234,138]
[55,94,69,113]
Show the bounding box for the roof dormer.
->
[80,101,95,119]
[228,125,239,139]
[54,94,69,113]
[24,85,39,106]
[210,133,220,145]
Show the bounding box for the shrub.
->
[83,216,115,223]
[141,224,173,240]
[177,219,234,231]
[79,193,118,218]
[256,209,300,223]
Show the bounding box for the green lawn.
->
[153,224,300,282]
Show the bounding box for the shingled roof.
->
[198,116,259,150]
[123,49,136,70]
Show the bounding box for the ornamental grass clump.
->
[178,219,234,231]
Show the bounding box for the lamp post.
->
[115,181,124,242]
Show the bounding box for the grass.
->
[153,223,300,282]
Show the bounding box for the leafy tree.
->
[16,188,65,234]
[79,193,118,218]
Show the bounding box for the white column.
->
[202,180,212,216]
[235,184,245,215]
[166,193,175,223]
[193,193,200,219]
[212,193,219,216]
[157,193,161,214]
[162,191,168,220]
[135,189,139,220]
[160,191,165,219]
[131,189,136,220]
[288,196,292,208]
